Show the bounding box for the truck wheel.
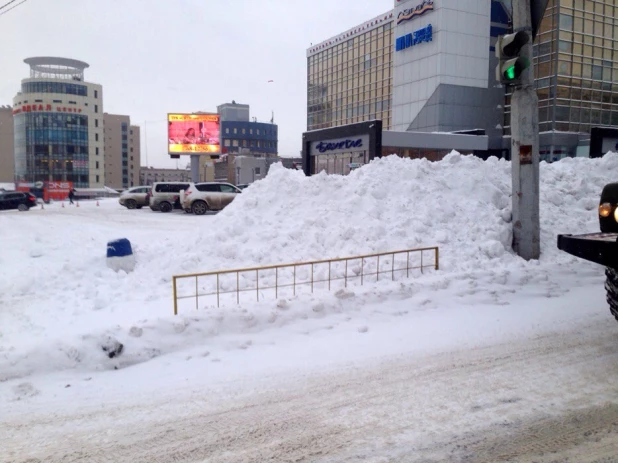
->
[604,267,618,322]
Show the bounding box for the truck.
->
[557,182,618,323]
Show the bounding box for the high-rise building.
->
[12,57,104,187]
[505,0,618,160]
[306,0,618,162]
[0,105,14,183]
[307,12,395,132]
[104,113,141,189]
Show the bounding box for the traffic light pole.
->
[511,0,540,260]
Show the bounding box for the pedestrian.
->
[68,188,75,205]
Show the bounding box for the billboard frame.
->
[167,112,222,157]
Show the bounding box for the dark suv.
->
[0,192,38,211]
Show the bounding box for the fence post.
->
[276,267,278,299]
[361,258,364,286]
[173,276,178,316]
[311,264,314,293]
[216,273,220,307]
[407,251,410,278]
[195,276,198,311]
[345,259,348,288]
[328,261,331,291]
[392,253,395,281]
[421,250,424,274]
[377,255,380,282]
[435,247,439,270]
[236,271,240,304]
[293,265,296,296]
[256,269,259,302]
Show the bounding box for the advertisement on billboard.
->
[168,113,221,154]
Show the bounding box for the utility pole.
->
[510,0,540,260]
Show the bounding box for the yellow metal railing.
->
[172,246,439,315]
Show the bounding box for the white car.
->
[180,182,242,215]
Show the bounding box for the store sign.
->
[396,24,433,51]
[397,0,434,25]
[12,104,83,115]
[310,135,369,156]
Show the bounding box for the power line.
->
[0,0,18,11]
[0,0,28,16]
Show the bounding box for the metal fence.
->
[172,246,439,315]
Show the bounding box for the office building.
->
[12,57,104,188]
[306,0,618,164]
[139,166,190,186]
[0,105,14,183]
[217,101,278,158]
[104,113,141,189]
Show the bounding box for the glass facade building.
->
[14,113,90,186]
[504,0,618,160]
[13,57,104,188]
[307,12,394,131]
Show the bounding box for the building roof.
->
[24,57,90,71]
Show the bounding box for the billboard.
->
[168,113,220,154]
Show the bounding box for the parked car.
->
[149,182,191,213]
[0,191,38,211]
[236,184,250,190]
[119,186,151,209]
[180,182,242,215]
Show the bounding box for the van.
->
[149,182,190,212]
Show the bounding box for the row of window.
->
[223,127,276,137]
[222,139,277,149]
[22,82,92,97]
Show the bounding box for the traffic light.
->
[495,31,530,85]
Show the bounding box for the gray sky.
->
[0,0,392,168]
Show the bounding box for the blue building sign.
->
[315,138,363,153]
[395,24,433,52]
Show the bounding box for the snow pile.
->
[1,152,617,381]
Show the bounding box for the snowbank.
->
[1,152,616,381]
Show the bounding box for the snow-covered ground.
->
[3,152,618,462]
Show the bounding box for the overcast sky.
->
[0,0,393,168]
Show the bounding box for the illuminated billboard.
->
[168,113,221,154]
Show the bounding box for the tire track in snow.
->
[4,321,618,463]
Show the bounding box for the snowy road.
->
[5,317,618,463]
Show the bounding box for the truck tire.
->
[604,267,618,322]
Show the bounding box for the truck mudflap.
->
[557,233,618,269]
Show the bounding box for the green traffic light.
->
[506,66,516,80]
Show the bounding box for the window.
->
[69,101,77,105]
[96,175,100,183]
[96,147,99,155]
[559,14,573,31]
[242,140,247,147]
[130,156,133,161]
[96,161,99,169]
[254,167,261,175]
[122,135,128,141]
[95,133,99,141]
[257,129,260,135]
[233,128,237,134]
[219,184,238,193]
[95,119,98,128]
[232,140,239,147]
[95,105,98,113]
[242,128,246,134]
[224,139,231,146]
[196,184,219,192]
[53,100,62,103]
[250,129,253,134]
[94,90,98,98]
[130,148,133,152]
[225,128,229,134]
[130,130,133,135]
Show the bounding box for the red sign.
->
[13,104,82,115]
[16,181,73,201]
